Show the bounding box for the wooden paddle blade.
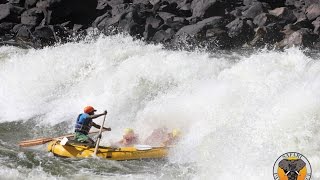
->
[18,129,106,148]
[19,138,53,147]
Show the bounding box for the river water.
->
[0,34,319,180]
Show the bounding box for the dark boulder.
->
[229,8,242,17]
[205,27,232,49]
[32,25,55,45]
[15,24,34,39]
[165,17,188,30]
[277,28,318,48]
[259,0,285,8]
[226,18,255,46]
[25,0,38,8]
[107,0,131,7]
[97,13,126,30]
[306,3,320,21]
[146,16,163,29]
[0,22,16,35]
[21,8,44,26]
[159,3,179,15]
[176,16,225,38]
[249,23,284,47]
[292,15,313,30]
[96,0,112,16]
[304,0,320,7]
[132,0,150,5]
[9,0,25,7]
[312,17,320,34]
[157,12,175,23]
[40,0,98,25]
[253,13,278,27]
[112,4,130,17]
[0,0,8,4]
[191,0,225,18]
[242,2,266,19]
[143,23,156,40]
[177,2,192,17]
[268,7,297,23]
[152,28,175,43]
[92,12,111,28]
[0,4,24,23]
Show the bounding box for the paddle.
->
[93,113,107,156]
[19,130,106,147]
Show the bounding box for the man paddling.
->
[74,106,111,146]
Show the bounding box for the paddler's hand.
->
[103,127,111,131]
[104,110,108,115]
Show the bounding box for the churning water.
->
[0,34,319,180]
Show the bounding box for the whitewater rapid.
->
[0,35,320,179]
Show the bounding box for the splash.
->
[0,35,319,179]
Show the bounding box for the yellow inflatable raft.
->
[47,140,168,161]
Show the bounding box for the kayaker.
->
[74,106,111,145]
[117,128,140,147]
[161,129,181,146]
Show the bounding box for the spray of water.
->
[0,35,319,179]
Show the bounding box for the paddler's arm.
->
[91,122,112,131]
[89,110,107,119]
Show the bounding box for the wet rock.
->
[15,24,34,39]
[0,0,8,4]
[178,2,192,17]
[226,18,255,45]
[96,0,112,16]
[97,12,126,30]
[253,13,278,27]
[33,25,55,45]
[242,2,266,19]
[277,28,317,48]
[176,16,225,38]
[146,16,162,29]
[312,17,320,34]
[249,23,284,47]
[229,8,242,17]
[293,15,313,29]
[259,0,285,8]
[9,0,25,7]
[112,4,130,17]
[205,27,232,49]
[143,23,156,40]
[191,0,225,18]
[0,4,24,23]
[306,3,320,21]
[157,12,175,23]
[25,0,38,8]
[268,7,296,23]
[0,22,16,35]
[152,28,175,43]
[21,8,44,26]
[42,0,98,25]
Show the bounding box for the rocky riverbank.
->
[0,0,320,50]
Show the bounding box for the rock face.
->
[0,0,320,49]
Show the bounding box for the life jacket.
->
[75,113,92,135]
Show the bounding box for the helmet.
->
[124,128,134,135]
[84,106,96,114]
[172,129,181,138]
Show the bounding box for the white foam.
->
[0,35,319,179]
